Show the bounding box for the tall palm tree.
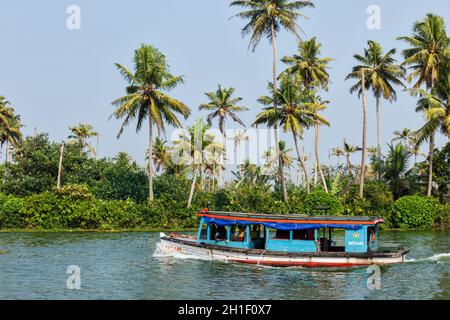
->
[0,113,24,163]
[111,44,191,203]
[398,14,450,196]
[281,37,332,90]
[230,129,250,165]
[230,0,315,201]
[0,96,14,131]
[342,139,361,178]
[304,92,331,192]
[0,98,24,163]
[199,85,248,185]
[68,123,98,156]
[346,40,405,171]
[254,78,321,193]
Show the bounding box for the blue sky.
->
[1,0,449,170]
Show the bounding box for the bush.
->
[0,194,25,228]
[303,190,343,215]
[57,184,93,200]
[391,195,441,229]
[342,182,394,226]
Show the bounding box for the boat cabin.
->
[196,210,383,254]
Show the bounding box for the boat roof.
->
[197,210,384,228]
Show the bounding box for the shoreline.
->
[0,227,447,233]
[0,228,197,233]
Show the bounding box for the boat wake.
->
[405,253,450,263]
[152,242,210,261]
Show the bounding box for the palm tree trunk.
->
[427,134,434,196]
[315,125,328,193]
[5,141,9,164]
[346,155,352,177]
[271,21,288,202]
[221,132,226,189]
[187,169,198,208]
[359,69,367,198]
[376,96,382,180]
[148,116,154,204]
[57,142,65,191]
[292,132,310,194]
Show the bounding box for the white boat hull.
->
[157,234,408,267]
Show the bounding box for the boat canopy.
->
[197,210,384,231]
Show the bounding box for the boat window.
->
[230,225,246,242]
[274,229,290,240]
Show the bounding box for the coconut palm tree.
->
[413,68,450,194]
[254,77,322,193]
[0,112,24,163]
[230,129,250,165]
[392,128,415,146]
[398,14,450,196]
[342,139,361,178]
[331,147,344,165]
[230,0,315,201]
[68,123,98,156]
[281,37,332,90]
[304,92,331,192]
[111,44,191,203]
[173,119,223,207]
[345,40,405,170]
[152,137,171,173]
[0,96,14,131]
[199,85,248,185]
[383,143,412,199]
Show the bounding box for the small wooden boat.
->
[158,209,409,267]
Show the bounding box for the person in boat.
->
[229,225,246,241]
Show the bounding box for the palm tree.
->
[230,0,315,201]
[0,98,24,163]
[345,40,405,170]
[398,14,450,196]
[230,129,250,165]
[0,113,24,163]
[68,123,98,156]
[304,92,331,192]
[392,128,415,146]
[111,44,191,203]
[152,137,171,173]
[342,139,361,178]
[331,147,344,165]
[383,143,412,199]
[281,37,332,90]
[173,119,223,207]
[0,96,14,131]
[199,85,248,185]
[254,77,320,193]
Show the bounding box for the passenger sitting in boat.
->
[230,226,246,241]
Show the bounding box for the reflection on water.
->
[0,231,448,300]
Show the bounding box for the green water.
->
[0,231,448,300]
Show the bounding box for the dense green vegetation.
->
[0,5,449,231]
